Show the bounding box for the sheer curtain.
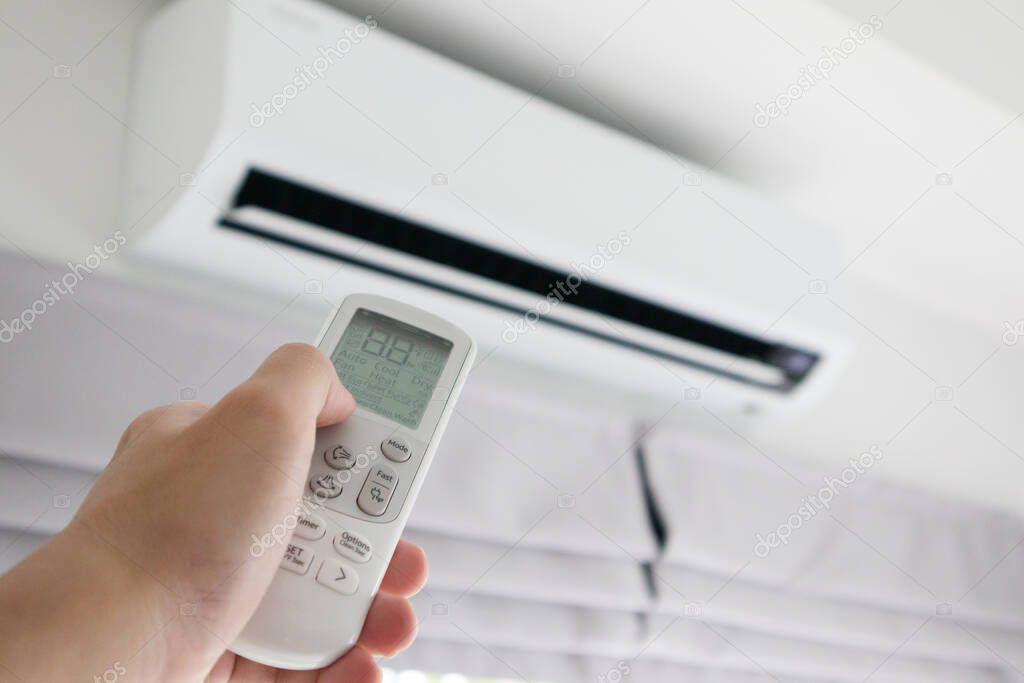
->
[386,403,1024,683]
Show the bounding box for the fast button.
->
[357,481,393,516]
[358,467,397,517]
[368,465,398,490]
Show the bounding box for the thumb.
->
[249,343,355,428]
[202,343,355,461]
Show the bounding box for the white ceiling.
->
[0,0,1022,514]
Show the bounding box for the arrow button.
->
[317,559,359,595]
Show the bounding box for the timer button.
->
[324,445,356,470]
[294,514,327,541]
[309,473,342,499]
[381,437,412,463]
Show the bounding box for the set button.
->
[317,558,359,595]
[381,437,412,463]
[309,473,342,499]
[324,445,356,470]
[280,543,314,575]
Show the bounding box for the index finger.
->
[379,539,428,597]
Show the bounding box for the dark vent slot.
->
[222,167,819,391]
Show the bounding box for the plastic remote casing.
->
[231,294,475,669]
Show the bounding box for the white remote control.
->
[231,294,475,670]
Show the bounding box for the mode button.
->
[381,437,412,463]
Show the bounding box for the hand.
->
[0,344,425,682]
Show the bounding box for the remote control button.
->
[334,530,372,563]
[381,437,412,463]
[324,445,356,470]
[294,514,326,541]
[368,464,399,491]
[317,559,359,595]
[309,473,342,499]
[357,478,395,517]
[281,543,314,575]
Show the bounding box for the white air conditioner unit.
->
[120,0,844,413]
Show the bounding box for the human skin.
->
[0,344,426,682]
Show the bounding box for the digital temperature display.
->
[330,308,452,428]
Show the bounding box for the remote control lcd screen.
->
[331,308,453,428]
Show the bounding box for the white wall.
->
[0,0,1021,517]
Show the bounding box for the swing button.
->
[309,473,342,499]
[317,559,359,595]
[324,445,356,470]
